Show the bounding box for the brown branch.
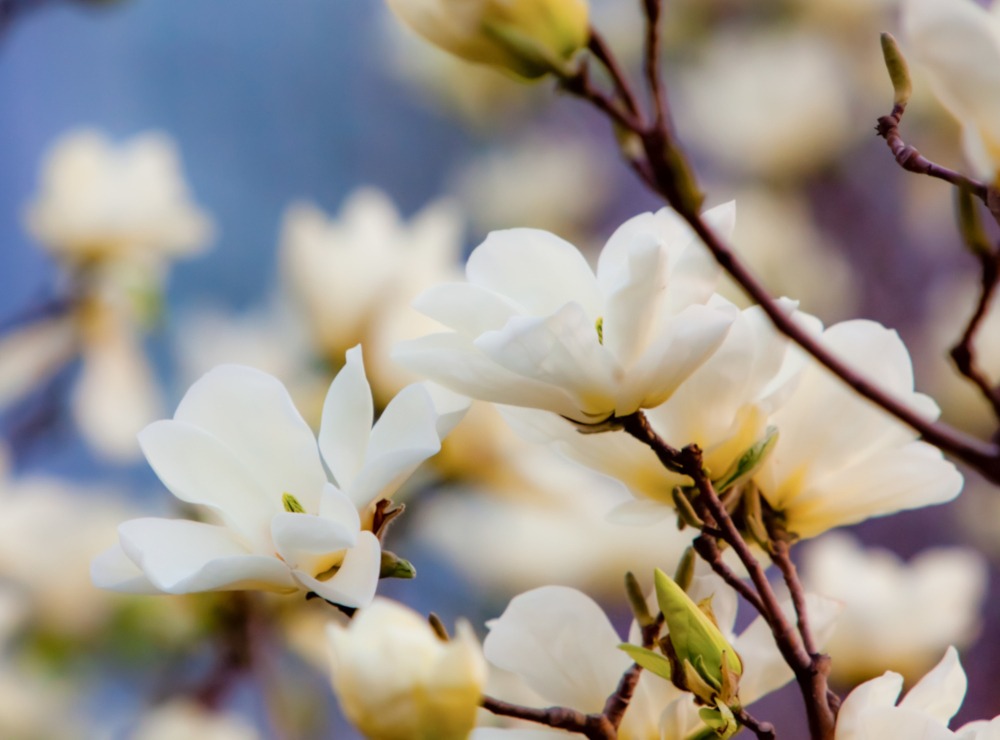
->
[876,103,989,202]
[587,29,643,122]
[735,707,777,740]
[560,59,643,135]
[603,613,663,729]
[481,696,614,739]
[691,534,765,615]
[950,247,1000,421]
[769,536,818,657]
[641,0,667,132]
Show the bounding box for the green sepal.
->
[618,643,673,680]
[654,569,743,694]
[698,702,739,739]
[712,427,778,493]
[379,551,417,579]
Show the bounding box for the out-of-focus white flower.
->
[449,135,611,239]
[477,577,839,739]
[0,460,136,635]
[0,316,77,410]
[903,0,1000,183]
[280,187,464,403]
[722,188,859,321]
[675,31,854,177]
[757,320,963,538]
[384,0,589,79]
[835,647,1000,739]
[24,129,212,263]
[410,446,695,596]
[129,699,260,740]
[800,533,987,684]
[327,597,487,740]
[92,347,465,608]
[396,204,738,425]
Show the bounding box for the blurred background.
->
[0,0,997,737]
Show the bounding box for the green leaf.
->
[618,643,673,680]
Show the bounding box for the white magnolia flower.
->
[327,597,487,740]
[836,647,1000,739]
[800,533,987,684]
[396,204,738,425]
[476,578,839,739]
[500,298,806,524]
[280,187,464,402]
[384,0,590,79]
[903,0,1000,183]
[756,320,963,538]
[92,346,465,608]
[24,129,212,262]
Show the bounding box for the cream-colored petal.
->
[318,346,373,492]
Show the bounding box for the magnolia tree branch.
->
[620,411,839,739]
[557,23,1000,487]
[950,245,1000,423]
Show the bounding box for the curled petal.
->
[319,346,374,492]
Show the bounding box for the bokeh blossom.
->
[327,597,487,740]
[800,533,987,684]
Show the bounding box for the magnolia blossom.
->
[24,129,212,262]
[6,129,214,461]
[396,204,738,425]
[800,533,987,684]
[835,647,1000,739]
[500,298,806,522]
[476,577,839,739]
[327,597,487,740]
[280,187,464,402]
[756,320,963,538]
[92,347,465,608]
[129,700,260,740]
[903,0,1000,183]
[504,312,961,538]
[385,0,589,79]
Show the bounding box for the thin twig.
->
[876,103,989,202]
[641,0,667,131]
[587,29,643,122]
[691,534,765,616]
[560,60,643,135]
[950,248,1000,421]
[735,706,777,740]
[769,536,818,657]
[603,614,663,729]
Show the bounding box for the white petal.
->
[72,322,162,462]
[90,543,160,593]
[483,585,630,712]
[318,482,362,530]
[899,647,967,725]
[138,420,277,549]
[349,383,446,509]
[296,530,381,608]
[466,229,601,317]
[173,364,327,511]
[623,302,736,412]
[395,333,584,419]
[0,316,76,409]
[318,346,373,492]
[835,672,905,739]
[476,303,617,421]
[601,237,667,368]
[117,518,295,593]
[271,512,358,566]
[413,282,522,336]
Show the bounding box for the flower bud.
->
[654,568,743,704]
[384,0,590,79]
[326,598,487,740]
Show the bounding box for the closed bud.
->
[384,0,590,79]
[654,569,743,701]
[326,598,487,740]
